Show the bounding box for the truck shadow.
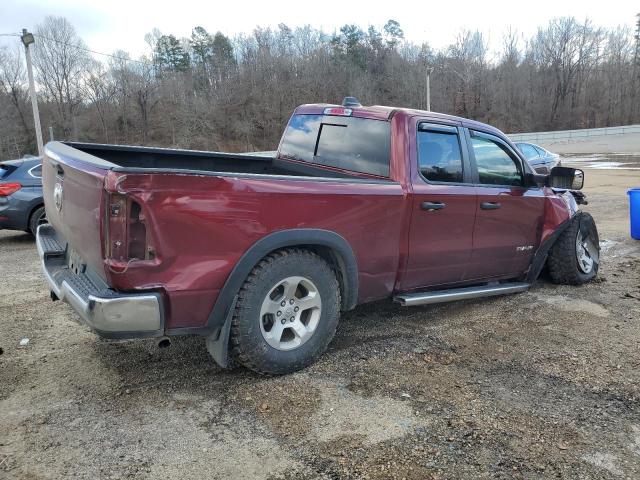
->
[88,296,470,393]
[85,298,419,390]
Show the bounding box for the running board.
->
[394,282,530,307]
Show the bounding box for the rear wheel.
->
[547,212,599,285]
[29,206,47,237]
[230,249,340,375]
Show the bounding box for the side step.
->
[394,282,530,307]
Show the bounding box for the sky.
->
[1,0,638,59]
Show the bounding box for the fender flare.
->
[204,229,358,367]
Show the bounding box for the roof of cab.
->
[293,103,504,137]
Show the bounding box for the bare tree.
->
[33,16,91,140]
[2,14,638,156]
[0,46,32,143]
[130,60,158,143]
[82,60,116,141]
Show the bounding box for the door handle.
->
[480,202,501,210]
[421,201,446,211]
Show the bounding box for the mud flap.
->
[206,295,237,369]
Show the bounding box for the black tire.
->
[547,212,600,285]
[230,248,340,375]
[28,206,47,237]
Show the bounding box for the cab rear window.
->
[279,114,391,177]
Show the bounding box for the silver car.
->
[515,142,561,174]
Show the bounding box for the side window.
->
[29,165,42,178]
[518,143,538,160]
[417,126,464,183]
[471,135,523,186]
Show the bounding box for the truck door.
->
[400,121,477,291]
[465,129,546,279]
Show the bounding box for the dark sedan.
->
[514,142,561,174]
[0,156,46,236]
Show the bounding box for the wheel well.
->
[200,228,359,340]
[28,203,45,225]
[200,231,358,368]
[286,244,351,312]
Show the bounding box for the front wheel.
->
[229,249,340,375]
[547,212,600,285]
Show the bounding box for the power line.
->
[34,33,150,65]
[32,33,151,65]
[1,31,150,66]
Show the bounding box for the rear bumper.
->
[36,224,164,339]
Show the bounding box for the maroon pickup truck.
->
[37,98,599,374]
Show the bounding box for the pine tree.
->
[211,32,236,84]
[191,27,214,69]
[154,35,190,73]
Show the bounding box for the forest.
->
[0,14,639,158]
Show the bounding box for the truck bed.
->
[61,142,361,179]
[41,139,405,332]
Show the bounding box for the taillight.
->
[106,193,155,261]
[0,182,21,196]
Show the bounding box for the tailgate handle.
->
[48,159,64,176]
[52,163,64,178]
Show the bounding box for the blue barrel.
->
[629,188,640,240]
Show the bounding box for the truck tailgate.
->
[42,144,110,279]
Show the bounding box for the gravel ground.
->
[1,168,639,480]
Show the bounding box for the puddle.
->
[561,153,640,170]
[599,239,618,253]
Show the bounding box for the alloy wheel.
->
[259,276,322,351]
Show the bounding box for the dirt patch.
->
[537,295,610,317]
[1,168,640,478]
[235,374,323,438]
[310,379,421,446]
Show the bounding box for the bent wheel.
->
[547,212,600,285]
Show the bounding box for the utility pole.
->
[635,13,640,65]
[633,14,640,121]
[21,29,44,157]
[426,66,434,112]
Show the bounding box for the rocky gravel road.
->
[1,169,639,479]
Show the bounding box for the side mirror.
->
[548,166,584,190]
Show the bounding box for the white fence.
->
[509,124,640,142]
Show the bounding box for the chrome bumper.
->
[36,224,163,339]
